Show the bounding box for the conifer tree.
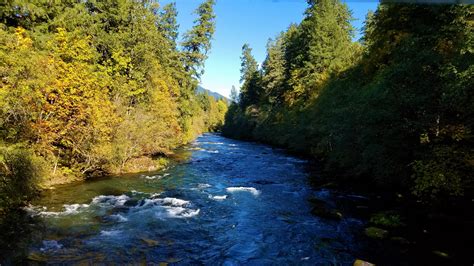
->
[159,2,179,48]
[262,34,287,105]
[230,85,239,103]
[289,0,354,100]
[239,44,262,107]
[182,0,216,81]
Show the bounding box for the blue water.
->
[21,133,365,264]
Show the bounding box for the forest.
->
[0,0,227,212]
[0,0,473,264]
[224,1,473,206]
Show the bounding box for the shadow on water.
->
[0,209,44,264]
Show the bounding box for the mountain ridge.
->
[197,85,228,101]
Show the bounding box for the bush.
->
[0,144,43,212]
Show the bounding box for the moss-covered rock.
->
[353,259,375,266]
[370,211,405,228]
[365,226,389,239]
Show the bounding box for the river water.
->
[7,133,368,264]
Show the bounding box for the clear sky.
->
[161,0,379,98]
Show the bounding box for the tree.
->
[240,44,258,83]
[239,43,262,107]
[262,34,287,105]
[223,1,474,206]
[0,0,223,193]
[230,85,239,103]
[288,0,354,100]
[159,2,179,48]
[181,0,216,81]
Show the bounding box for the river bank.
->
[305,159,474,265]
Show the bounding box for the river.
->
[4,133,369,264]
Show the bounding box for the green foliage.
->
[412,146,470,201]
[239,44,263,107]
[181,0,216,80]
[0,144,43,211]
[0,0,224,208]
[370,211,405,228]
[224,2,474,205]
[159,2,180,48]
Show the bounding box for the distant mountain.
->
[196,85,228,101]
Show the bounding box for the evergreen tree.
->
[289,0,354,100]
[262,34,287,105]
[159,2,179,48]
[223,1,474,206]
[230,85,239,103]
[181,0,216,81]
[239,43,262,107]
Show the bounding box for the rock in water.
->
[354,259,375,266]
[364,227,388,239]
[141,238,159,247]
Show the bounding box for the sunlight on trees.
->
[223,1,474,204]
[0,0,227,210]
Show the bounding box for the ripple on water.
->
[40,240,63,252]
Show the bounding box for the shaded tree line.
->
[0,0,227,211]
[223,0,473,205]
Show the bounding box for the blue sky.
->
[161,0,379,97]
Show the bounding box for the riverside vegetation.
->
[0,0,228,213]
[224,0,473,208]
[223,1,473,262]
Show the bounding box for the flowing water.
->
[7,133,368,264]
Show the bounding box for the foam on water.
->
[27,195,131,217]
[191,183,212,191]
[92,195,130,207]
[161,206,200,218]
[198,183,212,189]
[100,230,122,237]
[226,187,260,196]
[132,196,199,219]
[210,195,228,201]
[142,173,170,180]
[159,197,190,207]
[31,203,90,216]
